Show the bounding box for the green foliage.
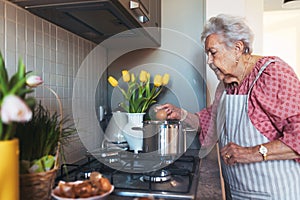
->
[16,102,76,163]
[127,81,163,113]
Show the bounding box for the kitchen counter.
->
[197,145,222,200]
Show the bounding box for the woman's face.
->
[205,34,243,85]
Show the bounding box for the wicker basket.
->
[20,167,57,200]
[20,86,63,200]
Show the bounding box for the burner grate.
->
[111,172,192,193]
[142,169,172,182]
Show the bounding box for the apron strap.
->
[246,59,278,108]
[247,59,277,95]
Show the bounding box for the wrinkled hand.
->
[156,103,183,120]
[220,142,260,165]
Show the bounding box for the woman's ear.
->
[234,41,245,53]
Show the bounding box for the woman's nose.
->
[207,54,213,64]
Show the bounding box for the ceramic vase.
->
[122,113,145,154]
[0,138,19,200]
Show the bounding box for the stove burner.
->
[142,169,171,182]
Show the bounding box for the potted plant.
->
[16,100,76,200]
[0,52,40,200]
[107,70,170,153]
[108,70,170,113]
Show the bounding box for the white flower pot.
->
[122,113,145,154]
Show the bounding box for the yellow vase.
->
[0,138,19,200]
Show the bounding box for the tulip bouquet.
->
[0,52,43,141]
[108,70,170,113]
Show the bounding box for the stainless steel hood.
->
[10,0,161,44]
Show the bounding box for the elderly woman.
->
[158,14,300,199]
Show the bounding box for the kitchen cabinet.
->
[115,0,161,46]
[9,0,161,45]
[117,0,160,28]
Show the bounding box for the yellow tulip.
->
[154,74,162,87]
[139,70,148,83]
[122,70,130,82]
[162,73,170,85]
[131,73,135,82]
[108,76,118,87]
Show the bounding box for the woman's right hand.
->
[156,103,184,120]
[157,104,200,131]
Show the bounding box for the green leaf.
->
[150,87,163,100]
[17,88,34,97]
[119,102,129,112]
[138,82,146,99]
[145,79,150,97]
[118,86,130,100]
[0,53,9,95]
[17,58,26,80]
[141,99,156,113]
[4,123,15,140]
[9,72,21,88]
[130,97,148,113]
[8,77,27,95]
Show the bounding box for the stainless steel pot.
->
[142,120,186,156]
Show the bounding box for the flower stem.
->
[0,120,2,140]
[4,123,14,140]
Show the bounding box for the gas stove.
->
[56,149,200,200]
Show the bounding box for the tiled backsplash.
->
[0,0,102,163]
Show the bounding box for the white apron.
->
[217,60,300,200]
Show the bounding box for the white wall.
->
[205,0,263,104]
[263,10,300,78]
[162,0,204,44]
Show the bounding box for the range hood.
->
[10,0,161,44]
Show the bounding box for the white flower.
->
[26,75,43,87]
[1,95,32,124]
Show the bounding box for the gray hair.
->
[201,14,254,54]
